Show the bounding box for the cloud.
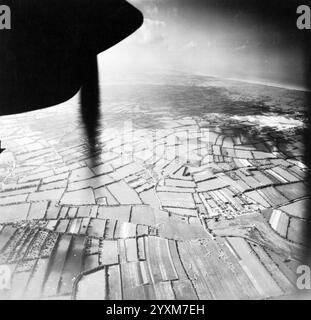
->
[184,41,198,50]
[129,0,175,18]
[130,0,162,4]
[145,5,159,16]
[131,18,166,45]
[129,0,160,11]
[234,44,247,51]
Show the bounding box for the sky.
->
[98,0,308,90]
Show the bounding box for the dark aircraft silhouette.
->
[0,0,143,155]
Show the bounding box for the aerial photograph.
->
[0,0,310,304]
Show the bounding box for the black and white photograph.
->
[0,0,311,306]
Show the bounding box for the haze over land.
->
[98,0,308,90]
